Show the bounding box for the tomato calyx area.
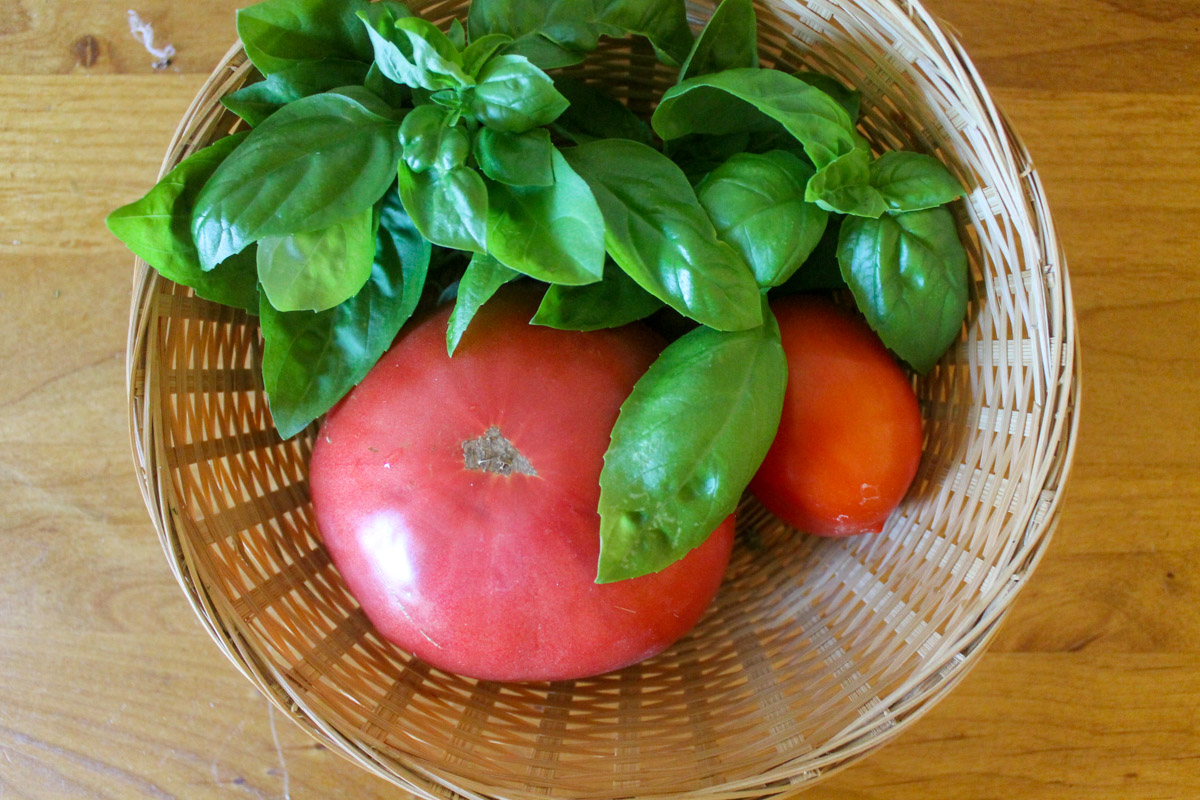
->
[462,426,538,476]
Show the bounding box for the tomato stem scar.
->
[462,426,537,476]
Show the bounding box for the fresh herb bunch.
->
[108,0,969,582]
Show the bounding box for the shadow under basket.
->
[126,0,1080,796]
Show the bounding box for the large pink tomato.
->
[310,288,734,682]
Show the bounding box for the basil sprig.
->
[563,139,762,332]
[236,0,379,74]
[484,148,605,285]
[222,59,372,126]
[445,253,519,354]
[256,207,378,313]
[837,206,969,373]
[533,263,664,332]
[260,189,432,438]
[597,301,787,582]
[678,0,758,82]
[108,0,973,583]
[192,88,404,270]
[106,133,259,314]
[697,150,829,289]
[466,0,693,70]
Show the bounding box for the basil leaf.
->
[358,1,413,53]
[667,131,752,185]
[551,78,654,147]
[807,134,886,218]
[772,215,846,294]
[447,18,467,50]
[533,262,663,331]
[376,185,434,319]
[652,68,857,171]
[399,104,471,172]
[597,303,787,582]
[106,133,258,314]
[794,71,861,122]
[221,59,371,127]
[260,189,432,439]
[256,206,376,312]
[467,0,693,69]
[697,150,829,288]
[364,62,412,109]
[446,253,520,354]
[869,151,966,212]
[474,127,554,186]
[485,148,605,285]
[359,8,471,91]
[237,0,379,75]
[563,139,762,331]
[462,33,512,76]
[470,55,568,133]
[396,160,488,253]
[679,0,758,82]
[583,0,694,65]
[838,206,969,373]
[192,90,402,270]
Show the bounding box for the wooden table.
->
[2,1,1197,797]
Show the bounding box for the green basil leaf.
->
[375,186,434,321]
[679,0,758,82]
[192,90,402,270]
[869,150,966,212]
[470,54,569,133]
[586,0,694,65]
[236,0,381,75]
[446,253,521,354]
[399,104,471,172]
[474,127,554,186]
[838,206,969,373]
[358,0,414,55]
[359,8,471,91]
[697,150,829,288]
[551,77,654,147]
[447,18,467,50]
[794,71,861,122]
[485,148,605,285]
[467,0,692,69]
[106,133,259,314]
[221,59,371,127]
[461,33,513,76]
[667,131,752,185]
[532,262,663,331]
[597,303,787,582]
[396,160,488,253]
[652,68,857,171]
[772,215,846,294]
[562,139,762,331]
[364,62,413,109]
[260,188,432,439]
[807,134,886,218]
[257,206,376,312]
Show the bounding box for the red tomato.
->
[750,295,923,537]
[310,288,734,682]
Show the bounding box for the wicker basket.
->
[126,0,1079,796]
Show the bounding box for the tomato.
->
[309,288,734,682]
[750,295,923,537]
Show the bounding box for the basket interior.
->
[130,1,1076,797]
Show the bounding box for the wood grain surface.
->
[2,0,1198,797]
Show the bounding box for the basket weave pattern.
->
[127,0,1079,796]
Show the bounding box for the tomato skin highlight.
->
[310,288,734,682]
[750,295,923,537]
